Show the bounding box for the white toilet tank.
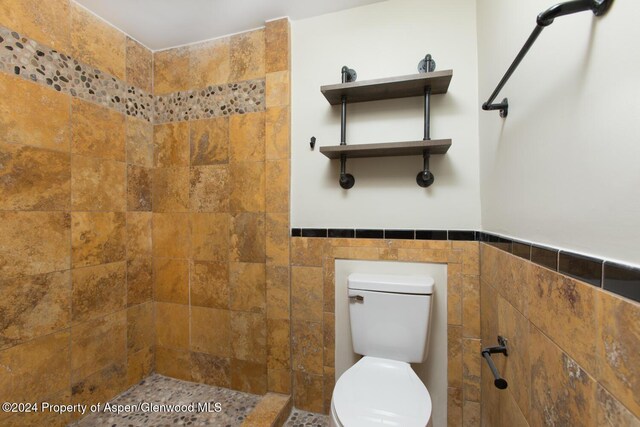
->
[348,273,434,364]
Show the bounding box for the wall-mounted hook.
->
[481,336,509,389]
[417,151,435,188]
[418,54,436,73]
[310,136,316,150]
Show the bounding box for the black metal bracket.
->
[338,66,356,189]
[416,54,436,187]
[481,336,509,390]
[310,136,316,150]
[482,0,613,117]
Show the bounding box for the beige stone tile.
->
[527,263,597,373]
[71,155,126,211]
[266,71,290,108]
[293,371,324,413]
[191,212,229,261]
[497,294,530,418]
[0,0,70,52]
[231,358,267,395]
[266,160,290,213]
[242,392,291,427]
[70,3,126,80]
[448,326,463,389]
[230,111,265,162]
[191,306,231,357]
[154,47,190,95]
[397,248,449,263]
[292,321,323,375]
[71,310,126,382]
[230,262,266,313]
[463,400,480,427]
[126,37,152,93]
[154,121,190,167]
[265,107,290,160]
[0,141,70,211]
[229,161,266,213]
[190,261,229,309]
[231,311,267,363]
[452,241,479,276]
[152,167,190,212]
[155,302,189,350]
[267,265,290,320]
[529,325,597,426]
[480,244,529,315]
[448,263,463,325]
[596,383,640,426]
[480,281,498,346]
[266,18,289,73]
[0,73,70,153]
[156,346,192,381]
[291,238,325,267]
[462,275,480,338]
[126,212,152,258]
[266,213,289,266]
[71,363,127,410]
[267,318,291,371]
[127,165,152,211]
[71,262,126,322]
[462,338,481,403]
[268,368,292,395]
[447,387,462,427]
[230,212,266,263]
[292,266,323,322]
[71,212,126,268]
[127,257,152,306]
[324,261,335,313]
[153,257,189,304]
[71,98,125,161]
[0,330,70,403]
[0,211,70,278]
[191,352,231,388]
[3,389,72,426]
[0,270,70,350]
[126,346,153,388]
[126,116,154,168]
[190,38,230,88]
[597,290,640,418]
[152,212,190,258]
[324,312,335,369]
[190,117,229,166]
[127,302,154,354]
[323,366,336,415]
[230,29,265,81]
[189,165,229,212]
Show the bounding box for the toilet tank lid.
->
[348,273,434,295]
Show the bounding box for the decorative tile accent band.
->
[0,24,264,123]
[291,228,640,303]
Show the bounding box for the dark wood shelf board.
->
[319,140,452,159]
[321,70,453,105]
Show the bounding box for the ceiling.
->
[74,0,386,51]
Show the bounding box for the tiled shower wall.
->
[151,19,292,396]
[0,1,154,426]
[480,243,640,426]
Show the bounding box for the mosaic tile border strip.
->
[291,228,640,303]
[0,24,264,123]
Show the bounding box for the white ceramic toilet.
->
[330,273,435,427]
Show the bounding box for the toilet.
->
[330,273,435,427]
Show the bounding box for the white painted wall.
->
[477,0,640,265]
[291,0,481,230]
[334,260,448,427]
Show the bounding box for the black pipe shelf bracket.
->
[320,54,452,189]
[482,336,509,390]
[482,0,614,118]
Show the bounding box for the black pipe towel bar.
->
[482,0,613,117]
[481,336,509,389]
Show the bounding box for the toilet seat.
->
[332,356,432,427]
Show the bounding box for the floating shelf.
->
[320,70,453,105]
[320,139,452,159]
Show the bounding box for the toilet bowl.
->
[330,356,432,427]
[331,273,436,427]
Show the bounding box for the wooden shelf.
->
[320,70,453,105]
[319,139,451,159]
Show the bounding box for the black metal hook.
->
[481,336,509,390]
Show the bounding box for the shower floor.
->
[70,374,330,427]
